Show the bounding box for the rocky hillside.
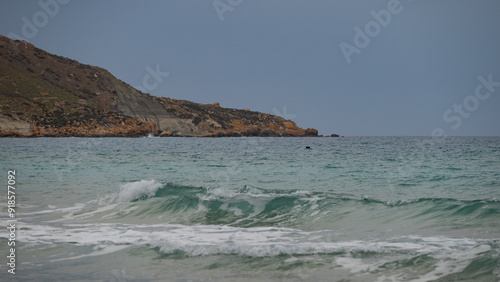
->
[0,35,319,137]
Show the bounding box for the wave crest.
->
[118,180,163,202]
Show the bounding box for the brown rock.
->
[159,130,174,137]
[282,121,296,129]
[305,128,319,136]
[244,125,259,136]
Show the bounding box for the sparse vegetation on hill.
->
[0,35,318,137]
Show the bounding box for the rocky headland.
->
[0,35,321,137]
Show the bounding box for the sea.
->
[0,136,499,281]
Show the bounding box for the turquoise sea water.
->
[0,137,499,281]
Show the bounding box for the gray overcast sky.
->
[1,0,499,136]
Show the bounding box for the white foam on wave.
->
[117,180,163,202]
[198,186,318,223]
[24,182,316,223]
[336,236,493,282]
[13,222,496,260]
[8,179,498,280]
[8,219,499,280]
[201,185,312,201]
[50,245,131,262]
[18,203,86,216]
[17,180,163,222]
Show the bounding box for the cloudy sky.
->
[1,0,499,136]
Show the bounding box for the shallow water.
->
[1,137,499,281]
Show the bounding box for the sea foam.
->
[117,180,163,202]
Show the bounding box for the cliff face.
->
[0,35,318,137]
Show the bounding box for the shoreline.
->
[0,134,337,138]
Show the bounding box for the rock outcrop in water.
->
[0,35,318,137]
